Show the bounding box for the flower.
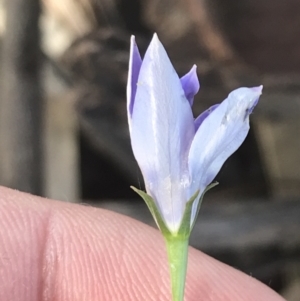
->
[127,34,262,234]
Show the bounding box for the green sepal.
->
[175,189,200,238]
[130,186,171,235]
[189,181,218,231]
[172,181,218,238]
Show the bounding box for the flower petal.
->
[126,36,142,132]
[188,86,263,224]
[194,104,219,131]
[180,65,200,106]
[130,34,195,232]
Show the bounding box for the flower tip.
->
[190,64,198,77]
[130,36,136,53]
[251,85,263,95]
[130,35,136,45]
[153,32,159,40]
[150,33,162,49]
[180,64,200,105]
[146,33,168,62]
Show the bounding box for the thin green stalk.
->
[165,235,189,301]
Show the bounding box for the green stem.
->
[165,236,189,301]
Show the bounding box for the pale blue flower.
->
[127,34,262,233]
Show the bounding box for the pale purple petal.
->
[188,86,263,223]
[194,104,219,131]
[130,34,195,232]
[180,65,200,106]
[126,36,142,131]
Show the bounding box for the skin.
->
[0,186,285,301]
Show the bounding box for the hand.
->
[0,186,285,301]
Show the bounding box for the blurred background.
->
[0,0,299,298]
